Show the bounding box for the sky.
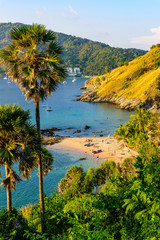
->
[1,0,160,50]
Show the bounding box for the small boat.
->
[45,107,52,111]
[72,77,76,82]
[3,76,7,79]
[42,104,46,107]
[63,80,67,84]
[7,79,11,84]
[92,150,102,154]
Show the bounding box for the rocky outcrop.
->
[76,88,158,111]
[42,135,65,145]
[41,127,61,137]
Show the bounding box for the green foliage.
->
[96,77,101,85]
[0,208,32,239]
[114,109,158,147]
[105,66,110,73]
[0,23,146,76]
[1,139,160,240]
[0,105,159,240]
[150,44,156,49]
[154,57,160,69]
[131,67,148,79]
[59,166,85,197]
[122,83,129,89]
[156,74,160,90]
[124,61,129,66]
[118,62,124,67]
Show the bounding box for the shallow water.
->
[0,76,133,209]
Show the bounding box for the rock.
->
[84,125,90,130]
[50,127,61,131]
[42,136,65,145]
[73,130,81,134]
[41,127,61,137]
[100,134,103,137]
[66,127,72,129]
[79,158,86,160]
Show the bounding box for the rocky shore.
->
[76,82,159,112]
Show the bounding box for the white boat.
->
[45,107,52,112]
[42,104,46,107]
[63,80,67,84]
[3,76,7,79]
[72,77,76,82]
[7,79,11,84]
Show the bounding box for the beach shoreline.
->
[47,136,138,164]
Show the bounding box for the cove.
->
[0,77,133,208]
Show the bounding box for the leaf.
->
[11,170,21,182]
[1,176,10,187]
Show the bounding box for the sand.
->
[49,136,138,164]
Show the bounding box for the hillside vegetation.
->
[83,45,160,109]
[0,22,146,76]
[0,109,160,239]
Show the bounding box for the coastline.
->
[47,136,138,164]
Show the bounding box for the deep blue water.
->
[0,77,133,209]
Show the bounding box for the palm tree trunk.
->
[35,99,45,233]
[5,164,12,211]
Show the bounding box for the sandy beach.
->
[49,136,138,164]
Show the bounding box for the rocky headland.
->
[76,88,159,112]
[76,49,160,113]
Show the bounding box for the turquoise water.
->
[0,77,132,209]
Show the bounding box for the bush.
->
[124,61,129,66]
[118,62,124,67]
[150,44,156,49]
[96,77,101,85]
[131,67,148,79]
[154,58,160,69]
[0,208,31,240]
[122,83,129,89]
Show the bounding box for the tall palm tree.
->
[0,104,38,211]
[0,24,66,232]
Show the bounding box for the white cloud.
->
[131,26,160,47]
[35,8,47,17]
[68,5,78,15]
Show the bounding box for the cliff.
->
[77,45,160,112]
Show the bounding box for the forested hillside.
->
[0,22,146,76]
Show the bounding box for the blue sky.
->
[1,0,160,50]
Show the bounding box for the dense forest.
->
[0,109,160,239]
[0,22,146,76]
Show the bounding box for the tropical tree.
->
[131,108,151,133]
[0,104,38,211]
[0,24,66,231]
[105,66,110,81]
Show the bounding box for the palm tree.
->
[0,104,38,211]
[0,24,66,231]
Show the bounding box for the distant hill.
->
[80,45,160,111]
[0,22,146,76]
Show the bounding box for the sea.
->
[0,76,133,209]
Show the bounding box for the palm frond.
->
[1,176,10,188]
